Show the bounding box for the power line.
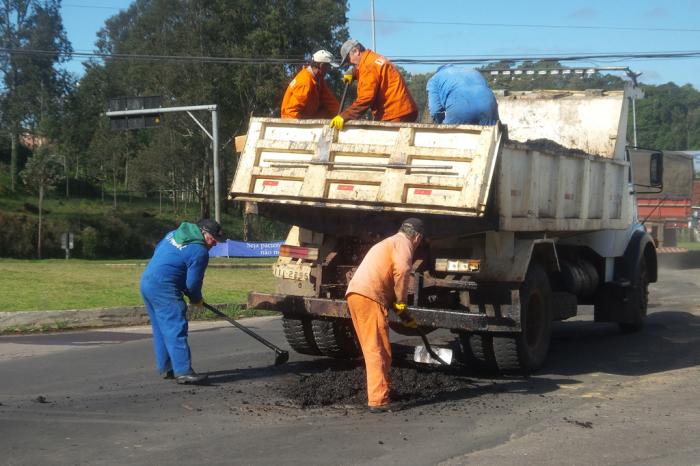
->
[2,47,700,67]
[62,3,123,10]
[0,48,306,65]
[348,17,700,34]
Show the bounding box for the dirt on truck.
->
[229,84,660,375]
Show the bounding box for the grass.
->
[0,258,276,312]
[677,242,700,251]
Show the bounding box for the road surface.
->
[1,266,700,465]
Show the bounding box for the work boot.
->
[368,402,401,413]
[175,370,209,385]
[161,370,174,379]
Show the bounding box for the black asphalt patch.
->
[283,361,476,408]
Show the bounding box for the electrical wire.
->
[348,17,700,34]
[2,47,700,66]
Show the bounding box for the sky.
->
[60,0,700,88]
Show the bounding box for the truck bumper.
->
[248,292,522,333]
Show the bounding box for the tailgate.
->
[230,118,502,217]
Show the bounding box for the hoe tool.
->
[203,302,289,366]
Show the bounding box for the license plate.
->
[273,263,311,281]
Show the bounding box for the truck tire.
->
[311,319,361,359]
[457,332,497,372]
[492,264,552,374]
[619,258,649,334]
[282,317,322,356]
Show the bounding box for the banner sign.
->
[209,240,283,258]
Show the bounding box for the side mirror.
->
[649,151,663,187]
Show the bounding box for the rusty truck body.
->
[229,84,659,373]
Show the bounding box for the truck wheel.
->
[492,264,552,374]
[619,258,649,334]
[282,317,322,356]
[311,319,361,359]
[457,332,497,372]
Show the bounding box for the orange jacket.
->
[281,67,339,119]
[341,50,417,122]
[345,232,416,307]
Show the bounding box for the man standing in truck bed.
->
[280,49,340,119]
[345,218,424,413]
[329,39,418,130]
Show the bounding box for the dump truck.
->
[229,84,660,374]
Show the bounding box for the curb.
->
[0,303,251,333]
[0,306,150,332]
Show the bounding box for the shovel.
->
[202,302,289,366]
[413,330,453,366]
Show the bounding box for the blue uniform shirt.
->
[141,230,209,303]
[427,65,499,125]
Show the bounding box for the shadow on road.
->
[542,310,700,377]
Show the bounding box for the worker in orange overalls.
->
[329,39,418,130]
[281,49,340,119]
[345,218,424,413]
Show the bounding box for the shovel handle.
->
[339,80,350,112]
[419,332,449,366]
[202,302,286,356]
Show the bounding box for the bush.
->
[81,226,99,258]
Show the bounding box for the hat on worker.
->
[340,38,360,66]
[401,218,425,235]
[197,219,227,242]
[311,49,339,68]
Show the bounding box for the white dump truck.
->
[230,85,660,373]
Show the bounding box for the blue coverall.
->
[140,225,209,376]
[427,65,499,125]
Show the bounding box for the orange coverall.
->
[345,232,416,407]
[281,67,340,119]
[341,49,418,123]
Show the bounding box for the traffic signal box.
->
[109,96,163,130]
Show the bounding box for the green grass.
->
[0,258,276,312]
[677,242,700,251]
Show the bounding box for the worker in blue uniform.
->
[140,219,225,385]
[426,64,499,125]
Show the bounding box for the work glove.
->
[189,300,205,312]
[393,302,418,329]
[329,115,344,130]
[342,72,354,84]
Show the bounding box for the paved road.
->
[2,267,700,466]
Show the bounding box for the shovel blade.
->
[413,345,453,365]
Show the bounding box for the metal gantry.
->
[105,104,222,222]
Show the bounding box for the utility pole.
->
[370,0,376,50]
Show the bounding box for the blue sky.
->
[61,0,700,88]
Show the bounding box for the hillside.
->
[0,168,287,259]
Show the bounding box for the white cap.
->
[311,49,339,68]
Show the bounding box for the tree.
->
[68,0,348,223]
[0,0,72,191]
[20,145,63,258]
[405,72,431,122]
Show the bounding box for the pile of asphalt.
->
[507,138,594,157]
[284,362,475,408]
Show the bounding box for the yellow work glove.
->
[329,115,344,130]
[393,302,418,329]
[342,72,353,84]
